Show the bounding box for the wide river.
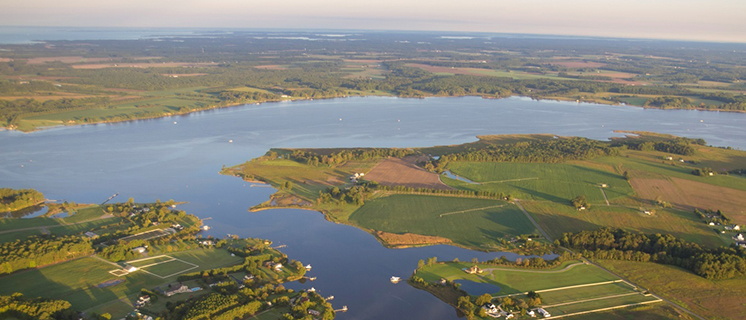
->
[2,96,746,319]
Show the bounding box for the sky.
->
[2,0,745,43]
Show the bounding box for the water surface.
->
[1,96,745,319]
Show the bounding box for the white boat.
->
[390,276,401,283]
[305,264,312,271]
[201,225,211,231]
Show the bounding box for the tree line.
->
[436,137,620,164]
[0,235,94,275]
[0,188,44,212]
[558,228,746,280]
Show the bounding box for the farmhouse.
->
[464,265,483,274]
[164,284,191,297]
[84,231,99,239]
[308,309,321,316]
[733,233,745,241]
[482,303,498,314]
[123,263,138,273]
[725,225,741,231]
[132,246,147,254]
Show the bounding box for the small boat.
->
[390,276,401,283]
[305,264,312,271]
[228,139,233,143]
[201,225,211,231]
[308,287,316,292]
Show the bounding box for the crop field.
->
[630,177,746,223]
[127,255,199,279]
[445,162,633,204]
[598,260,746,320]
[119,228,175,242]
[365,157,451,190]
[521,201,724,247]
[349,195,536,248]
[0,248,241,312]
[228,158,378,200]
[417,261,664,319]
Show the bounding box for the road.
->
[514,199,552,241]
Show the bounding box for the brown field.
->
[25,56,117,64]
[630,178,746,222]
[72,62,217,69]
[6,75,78,80]
[598,260,746,320]
[0,58,11,62]
[549,61,606,68]
[365,157,451,190]
[375,231,452,246]
[254,65,288,70]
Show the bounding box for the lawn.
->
[597,260,746,320]
[544,293,660,316]
[415,260,619,295]
[349,194,537,249]
[445,162,633,204]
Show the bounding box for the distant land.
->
[0,29,744,131]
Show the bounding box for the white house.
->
[527,310,536,317]
[536,308,551,318]
[733,233,745,241]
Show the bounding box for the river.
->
[1,96,745,319]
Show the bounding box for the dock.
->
[101,193,119,205]
[334,306,348,313]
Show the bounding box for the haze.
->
[1,0,745,42]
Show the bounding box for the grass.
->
[349,195,537,249]
[0,248,242,313]
[521,201,726,248]
[141,259,196,278]
[445,161,634,204]
[597,260,746,320]
[415,260,619,295]
[544,293,659,316]
[563,303,693,320]
[539,282,638,305]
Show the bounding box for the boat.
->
[305,264,312,271]
[390,276,401,283]
[201,225,211,231]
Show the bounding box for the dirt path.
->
[439,205,505,217]
[514,200,552,241]
[599,187,610,206]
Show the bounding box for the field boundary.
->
[480,177,539,184]
[438,205,505,217]
[492,279,628,298]
[546,299,662,319]
[131,255,199,279]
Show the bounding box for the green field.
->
[0,248,242,313]
[140,259,196,278]
[544,293,660,316]
[522,201,725,247]
[445,162,633,204]
[415,260,619,295]
[349,194,537,248]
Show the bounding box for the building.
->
[464,265,483,274]
[84,231,99,239]
[733,233,745,241]
[164,284,190,297]
[536,308,551,318]
[132,246,147,254]
[725,225,741,231]
[123,263,138,273]
[308,309,321,316]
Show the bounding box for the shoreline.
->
[4,93,744,134]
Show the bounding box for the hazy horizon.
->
[1,0,744,43]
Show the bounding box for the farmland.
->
[365,157,451,190]
[349,195,537,249]
[413,260,668,319]
[598,260,746,320]
[444,162,633,204]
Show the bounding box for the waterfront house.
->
[464,265,483,274]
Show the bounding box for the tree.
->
[476,293,492,306]
[571,195,590,209]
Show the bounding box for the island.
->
[0,199,334,320]
[224,132,746,319]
